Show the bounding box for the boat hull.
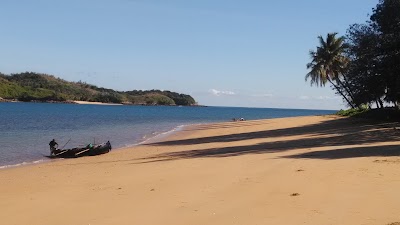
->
[51,141,112,158]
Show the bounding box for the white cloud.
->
[300,96,310,100]
[315,96,341,100]
[251,93,273,98]
[300,95,340,100]
[209,89,235,96]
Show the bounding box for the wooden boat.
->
[50,141,112,158]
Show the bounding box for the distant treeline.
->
[0,72,197,106]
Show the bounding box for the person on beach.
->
[49,139,58,155]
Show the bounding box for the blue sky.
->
[0,0,378,109]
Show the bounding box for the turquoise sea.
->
[0,102,336,168]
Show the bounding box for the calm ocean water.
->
[0,102,336,168]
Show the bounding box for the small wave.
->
[114,124,195,150]
[139,124,187,144]
[0,159,50,170]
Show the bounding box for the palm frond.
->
[306,32,349,86]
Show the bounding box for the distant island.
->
[0,72,197,106]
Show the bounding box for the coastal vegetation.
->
[0,72,197,106]
[336,107,400,121]
[335,106,369,117]
[306,0,399,116]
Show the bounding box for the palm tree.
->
[306,32,355,108]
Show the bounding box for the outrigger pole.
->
[60,138,71,150]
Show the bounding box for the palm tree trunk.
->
[327,77,355,108]
[378,99,384,108]
[375,100,382,108]
[338,75,356,103]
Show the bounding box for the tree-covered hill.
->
[0,72,197,106]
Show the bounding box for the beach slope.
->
[1,115,400,225]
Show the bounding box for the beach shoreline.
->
[72,100,123,105]
[0,122,193,170]
[1,115,400,225]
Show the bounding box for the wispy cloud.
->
[315,96,341,100]
[209,89,236,96]
[251,93,273,98]
[300,96,310,100]
[300,95,340,100]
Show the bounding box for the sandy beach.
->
[1,115,400,225]
[73,101,123,106]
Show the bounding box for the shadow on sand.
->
[140,117,400,163]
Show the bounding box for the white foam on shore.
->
[115,124,187,149]
[139,124,187,144]
[114,122,205,150]
[0,159,51,170]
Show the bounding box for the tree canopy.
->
[306,0,400,110]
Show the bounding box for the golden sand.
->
[73,100,123,105]
[1,115,400,225]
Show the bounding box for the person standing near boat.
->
[49,139,58,155]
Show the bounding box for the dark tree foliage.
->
[125,90,145,96]
[124,89,196,105]
[309,0,400,109]
[160,90,196,105]
[370,0,400,105]
[344,24,385,108]
[92,92,123,103]
[343,0,400,108]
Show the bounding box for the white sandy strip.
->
[73,100,123,105]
